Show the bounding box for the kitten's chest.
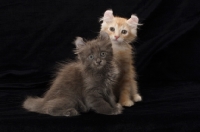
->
[112,43,133,59]
[86,73,114,87]
[113,45,134,74]
[114,50,133,66]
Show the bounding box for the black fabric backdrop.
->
[1,0,200,131]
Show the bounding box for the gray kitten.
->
[23,31,122,116]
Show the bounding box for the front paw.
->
[133,94,142,102]
[119,100,134,107]
[112,103,123,115]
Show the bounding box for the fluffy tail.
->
[23,96,44,113]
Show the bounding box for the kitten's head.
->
[100,10,139,44]
[74,31,113,70]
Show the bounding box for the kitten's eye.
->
[100,52,106,57]
[121,30,127,34]
[110,27,115,32]
[88,55,93,60]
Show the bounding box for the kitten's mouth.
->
[112,38,121,43]
[94,60,106,69]
[112,40,121,45]
[112,38,118,41]
[96,64,103,68]
[95,63,105,69]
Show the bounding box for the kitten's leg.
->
[119,65,142,106]
[91,99,122,115]
[118,79,134,107]
[131,80,142,102]
[43,98,79,116]
[78,100,89,113]
[107,90,123,114]
[86,91,122,115]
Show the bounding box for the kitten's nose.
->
[96,58,101,65]
[114,36,119,40]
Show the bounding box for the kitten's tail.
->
[23,96,44,113]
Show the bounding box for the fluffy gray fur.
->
[23,31,122,116]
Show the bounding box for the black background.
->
[1,0,200,131]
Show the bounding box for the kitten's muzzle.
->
[95,58,102,65]
[114,36,119,40]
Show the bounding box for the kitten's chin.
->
[111,39,123,45]
[96,65,104,69]
[94,63,106,70]
[112,40,119,44]
[111,40,123,46]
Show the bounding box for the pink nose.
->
[114,36,119,39]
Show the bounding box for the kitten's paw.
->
[112,103,123,115]
[120,100,134,107]
[79,104,89,113]
[116,103,123,110]
[64,108,79,117]
[133,94,142,102]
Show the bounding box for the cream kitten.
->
[100,10,142,107]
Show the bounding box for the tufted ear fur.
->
[98,31,112,49]
[101,10,114,23]
[74,37,85,49]
[126,15,139,28]
[99,31,110,41]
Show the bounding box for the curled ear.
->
[101,9,114,23]
[126,15,139,28]
[74,37,85,49]
[99,31,110,41]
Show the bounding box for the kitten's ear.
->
[99,31,110,41]
[74,37,85,49]
[126,15,139,28]
[101,10,114,23]
[99,31,112,49]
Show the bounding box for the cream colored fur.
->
[100,10,142,106]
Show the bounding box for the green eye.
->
[88,55,93,59]
[110,27,115,32]
[121,30,127,34]
[100,52,106,57]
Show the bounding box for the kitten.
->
[23,31,122,116]
[100,10,142,107]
